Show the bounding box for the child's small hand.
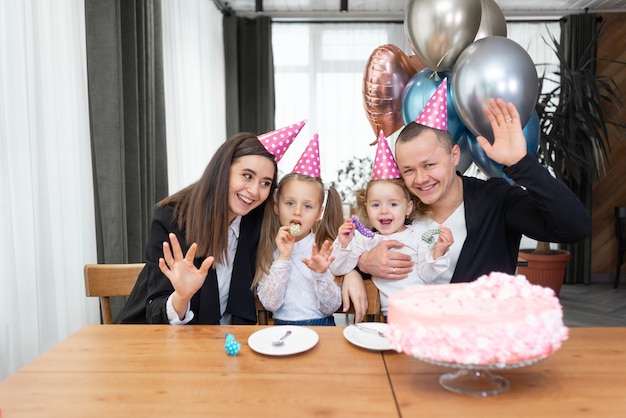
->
[337,219,355,248]
[433,225,453,259]
[303,240,335,274]
[275,226,295,260]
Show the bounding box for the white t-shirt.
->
[411,202,467,284]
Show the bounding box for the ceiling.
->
[216,0,626,20]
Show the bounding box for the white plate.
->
[343,322,392,351]
[248,326,319,356]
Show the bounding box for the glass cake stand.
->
[414,355,550,397]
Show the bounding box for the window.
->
[272,21,560,183]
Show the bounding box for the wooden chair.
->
[84,263,145,324]
[341,278,384,323]
[256,295,270,325]
[255,277,383,325]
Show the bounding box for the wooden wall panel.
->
[592,13,626,274]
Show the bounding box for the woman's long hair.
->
[158,133,277,264]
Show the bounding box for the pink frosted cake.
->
[387,272,568,365]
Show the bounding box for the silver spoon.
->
[272,330,292,346]
[355,324,386,338]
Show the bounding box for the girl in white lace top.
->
[254,172,344,326]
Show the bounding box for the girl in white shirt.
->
[254,137,344,326]
[329,133,453,314]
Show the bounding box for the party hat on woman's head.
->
[371,131,401,180]
[258,119,307,162]
[292,133,321,178]
[414,78,448,131]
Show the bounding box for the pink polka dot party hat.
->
[292,133,321,178]
[371,131,401,180]
[257,119,307,162]
[414,77,448,131]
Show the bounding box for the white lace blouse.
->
[256,232,342,321]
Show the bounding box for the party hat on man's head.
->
[258,119,307,162]
[371,131,401,180]
[292,133,321,178]
[414,77,448,131]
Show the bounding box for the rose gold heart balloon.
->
[362,44,424,140]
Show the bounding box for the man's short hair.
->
[397,122,454,152]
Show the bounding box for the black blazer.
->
[116,204,263,324]
[450,154,591,283]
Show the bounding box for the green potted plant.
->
[331,156,373,216]
[517,24,626,295]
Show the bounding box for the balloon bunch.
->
[362,44,424,138]
[362,0,540,180]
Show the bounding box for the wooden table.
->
[0,325,396,417]
[1,326,626,417]
[385,327,626,417]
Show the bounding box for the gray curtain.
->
[223,15,275,137]
[559,14,597,285]
[85,0,169,319]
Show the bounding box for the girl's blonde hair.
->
[354,178,425,230]
[253,173,343,288]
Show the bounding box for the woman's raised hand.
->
[159,233,214,301]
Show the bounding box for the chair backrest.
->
[84,263,145,324]
[615,207,626,288]
[255,276,383,325]
[255,295,269,325]
[616,207,626,248]
[341,279,384,322]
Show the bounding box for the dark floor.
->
[560,274,626,327]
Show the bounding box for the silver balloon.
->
[404,0,482,73]
[475,0,507,41]
[451,36,538,143]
